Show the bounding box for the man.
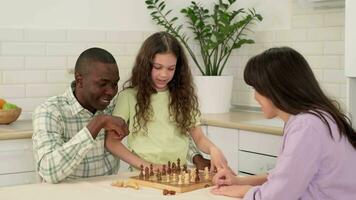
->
[33,47,209,183]
[32,47,128,183]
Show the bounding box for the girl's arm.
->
[189,126,228,170]
[105,132,151,169]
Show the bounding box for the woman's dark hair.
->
[123,31,200,134]
[244,46,356,149]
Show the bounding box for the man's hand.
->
[192,154,211,170]
[87,115,129,139]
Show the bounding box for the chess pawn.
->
[156,170,162,182]
[184,172,190,184]
[204,166,210,180]
[139,165,144,180]
[178,174,183,185]
[166,174,170,183]
[183,164,187,173]
[172,173,177,182]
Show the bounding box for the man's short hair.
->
[75,47,117,75]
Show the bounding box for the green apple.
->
[2,102,18,110]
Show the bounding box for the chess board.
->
[129,171,214,193]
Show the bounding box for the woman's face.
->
[151,53,177,92]
[254,90,278,119]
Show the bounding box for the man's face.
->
[76,62,120,113]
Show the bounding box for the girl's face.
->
[254,90,278,119]
[151,53,177,92]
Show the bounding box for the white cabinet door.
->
[207,126,239,173]
[239,130,282,156]
[239,151,277,175]
[0,139,37,187]
[238,130,282,175]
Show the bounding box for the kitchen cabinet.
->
[0,139,38,187]
[238,130,282,175]
[206,126,239,173]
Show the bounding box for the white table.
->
[0,172,239,200]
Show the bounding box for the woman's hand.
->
[209,146,228,172]
[211,185,252,198]
[213,168,238,186]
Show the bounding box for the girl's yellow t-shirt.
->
[113,88,189,165]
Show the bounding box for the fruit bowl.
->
[0,107,22,124]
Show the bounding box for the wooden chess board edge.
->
[129,177,212,193]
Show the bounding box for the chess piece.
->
[183,164,187,173]
[166,174,170,183]
[167,161,172,174]
[177,158,181,173]
[172,162,176,174]
[195,168,200,182]
[178,174,183,185]
[172,173,177,182]
[149,164,154,176]
[139,165,144,179]
[162,164,166,176]
[204,166,209,180]
[144,166,150,180]
[184,172,190,184]
[156,170,162,182]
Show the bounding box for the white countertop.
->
[0,172,239,200]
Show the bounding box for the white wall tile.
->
[307,27,342,41]
[25,56,67,69]
[24,29,67,41]
[46,43,88,56]
[47,70,73,83]
[0,85,25,98]
[292,14,324,28]
[291,42,323,55]
[7,97,47,112]
[323,41,344,55]
[324,12,345,26]
[0,56,24,70]
[67,30,106,42]
[106,31,144,43]
[3,71,46,84]
[26,84,67,97]
[323,69,346,83]
[1,43,46,56]
[275,29,307,42]
[0,29,23,41]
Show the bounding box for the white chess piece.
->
[178,174,183,185]
[184,172,190,184]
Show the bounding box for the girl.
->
[105,32,228,171]
[212,47,356,199]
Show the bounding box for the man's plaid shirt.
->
[32,84,119,183]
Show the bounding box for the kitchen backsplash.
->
[0,2,345,119]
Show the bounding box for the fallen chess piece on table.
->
[162,189,176,195]
[111,180,139,190]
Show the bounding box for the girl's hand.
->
[209,146,228,172]
[211,185,252,198]
[212,168,238,186]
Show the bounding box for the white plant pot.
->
[194,75,233,113]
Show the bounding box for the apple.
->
[2,102,18,110]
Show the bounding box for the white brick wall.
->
[0,2,347,119]
[230,2,346,112]
[0,29,149,119]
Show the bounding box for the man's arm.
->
[32,105,128,183]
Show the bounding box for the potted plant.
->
[145,0,262,113]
